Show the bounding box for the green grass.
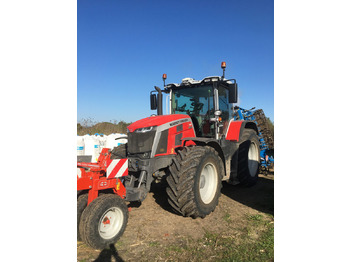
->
[161,213,274,262]
[221,222,274,262]
[247,214,263,221]
[223,212,232,223]
[149,241,160,247]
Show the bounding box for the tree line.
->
[77,118,132,136]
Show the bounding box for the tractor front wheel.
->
[166,146,223,218]
[79,194,128,249]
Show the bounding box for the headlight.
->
[135,126,156,133]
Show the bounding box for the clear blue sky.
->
[78,0,274,123]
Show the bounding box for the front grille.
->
[127,130,156,155]
[155,129,168,155]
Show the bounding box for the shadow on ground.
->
[151,182,176,214]
[150,174,274,216]
[94,244,124,262]
[222,175,274,215]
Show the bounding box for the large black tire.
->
[237,129,260,186]
[79,194,128,250]
[166,146,224,218]
[77,194,88,241]
[110,144,127,159]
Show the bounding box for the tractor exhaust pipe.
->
[154,86,163,115]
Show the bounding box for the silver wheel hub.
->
[248,141,259,177]
[199,163,218,204]
[98,207,124,240]
[200,176,206,189]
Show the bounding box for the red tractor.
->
[123,62,260,218]
[77,62,260,249]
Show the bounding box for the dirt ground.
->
[77,173,274,262]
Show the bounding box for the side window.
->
[199,88,215,137]
[218,86,231,134]
[173,94,188,114]
[171,86,215,137]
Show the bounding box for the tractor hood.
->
[128,114,191,133]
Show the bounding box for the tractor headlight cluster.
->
[134,126,156,133]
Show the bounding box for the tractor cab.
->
[150,62,238,140]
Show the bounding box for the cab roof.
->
[164,76,233,90]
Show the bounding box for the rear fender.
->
[225,120,258,142]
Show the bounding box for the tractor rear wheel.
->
[77,193,88,241]
[237,129,260,186]
[166,146,223,218]
[79,194,128,249]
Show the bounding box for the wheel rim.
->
[248,141,259,177]
[199,163,218,204]
[98,207,124,240]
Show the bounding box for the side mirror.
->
[150,94,157,110]
[228,83,238,103]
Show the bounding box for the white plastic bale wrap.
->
[76,133,128,163]
[84,135,100,163]
[105,133,128,149]
[97,134,107,153]
[77,136,85,155]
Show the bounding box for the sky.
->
[78,0,274,123]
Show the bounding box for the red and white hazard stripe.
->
[106,159,128,178]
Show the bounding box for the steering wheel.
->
[178,103,186,112]
[196,103,204,111]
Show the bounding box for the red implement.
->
[77,148,128,204]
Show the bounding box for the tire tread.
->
[166,146,223,218]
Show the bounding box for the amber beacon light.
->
[162,74,167,86]
[221,61,226,79]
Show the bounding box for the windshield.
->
[171,85,215,137]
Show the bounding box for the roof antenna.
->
[221,61,226,79]
[162,74,167,87]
